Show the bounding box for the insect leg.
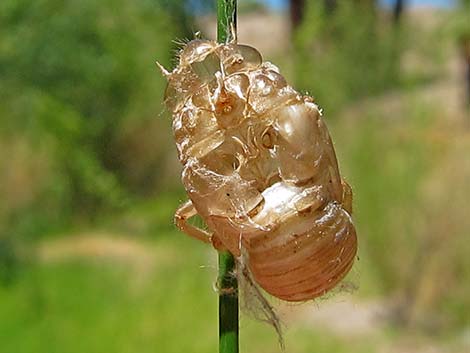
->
[174,200,212,243]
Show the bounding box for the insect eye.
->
[236,45,262,66]
[179,39,216,66]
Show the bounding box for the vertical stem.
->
[217,0,237,43]
[217,2,238,352]
[218,251,239,353]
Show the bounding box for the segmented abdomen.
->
[247,202,356,301]
[163,39,357,302]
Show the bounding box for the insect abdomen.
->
[247,202,357,301]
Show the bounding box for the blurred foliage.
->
[455,0,470,44]
[238,0,268,14]
[0,0,192,288]
[293,1,402,113]
[0,0,470,351]
[313,94,470,334]
[0,0,189,232]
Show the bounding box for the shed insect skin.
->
[159,39,357,302]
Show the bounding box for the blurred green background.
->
[1,0,470,352]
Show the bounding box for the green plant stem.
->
[217,1,238,351]
[218,251,238,353]
[217,0,237,43]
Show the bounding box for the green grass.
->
[0,231,379,353]
[0,234,217,353]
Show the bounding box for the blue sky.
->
[262,0,456,11]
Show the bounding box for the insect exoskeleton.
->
[159,39,357,302]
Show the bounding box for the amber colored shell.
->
[163,39,357,302]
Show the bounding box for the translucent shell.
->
[164,40,357,302]
[179,39,217,66]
